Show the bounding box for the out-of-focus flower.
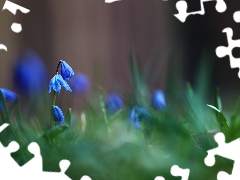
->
[60,60,74,81]
[105,93,123,113]
[52,105,64,126]
[129,106,151,130]
[69,72,90,94]
[152,90,166,110]
[48,73,72,94]
[13,50,47,95]
[0,88,18,110]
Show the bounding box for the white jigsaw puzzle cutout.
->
[204,132,240,180]
[216,11,240,79]
[0,123,91,180]
[174,0,227,22]
[155,165,190,180]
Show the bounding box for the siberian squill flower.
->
[69,72,90,94]
[51,105,64,126]
[152,90,166,110]
[129,106,151,130]
[0,88,18,110]
[13,50,47,95]
[60,60,74,81]
[105,93,123,113]
[48,73,72,94]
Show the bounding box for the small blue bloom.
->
[0,88,18,110]
[105,93,124,113]
[129,106,151,130]
[60,60,74,81]
[152,90,166,110]
[48,74,72,94]
[52,105,64,125]
[69,72,90,94]
[13,50,48,95]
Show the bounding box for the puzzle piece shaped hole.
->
[232,47,240,59]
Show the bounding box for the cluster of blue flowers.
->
[49,60,74,126]
[104,90,166,130]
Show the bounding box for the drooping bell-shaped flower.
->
[51,105,64,125]
[0,88,18,110]
[48,73,72,94]
[13,50,48,95]
[105,93,123,113]
[69,72,90,94]
[129,106,151,130]
[152,90,166,110]
[60,60,74,81]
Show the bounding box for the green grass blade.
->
[40,124,69,142]
[99,88,111,135]
[215,88,222,112]
[0,90,19,142]
[65,108,72,125]
[109,108,123,123]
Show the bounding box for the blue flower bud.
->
[13,50,48,95]
[105,93,124,113]
[152,90,166,110]
[60,60,74,81]
[129,106,151,130]
[48,74,72,94]
[0,88,18,110]
[52,105,64,125]
[69,72,90,94]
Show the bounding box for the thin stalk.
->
[99,88,111,136]
[51,92,57,129]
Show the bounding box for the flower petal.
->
[60,60,74,81]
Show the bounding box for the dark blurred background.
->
[0,0,240,107]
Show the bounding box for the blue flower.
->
[48,74,72,94]
[152,90,166,110]
[69,72,90,94]
[60,60,74,81]
[13,50,48,95]
[105,93,124,113]
[129,106,151,130]
[0,88,18,110]
[51,105,64,125]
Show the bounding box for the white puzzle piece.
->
[174,0,227,22]
[205,132,240,180]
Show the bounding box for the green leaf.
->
[186,83,209,132]
[0,90,19,143]
[207,104,230,132]
[41,124,69,142]
[99,88,111,135]
[214,88,222,112]
[217,112,230,132]
[195,51,213,102]
[231,95,240,121]
[109,108,123,123]
[65,108,72,125]
[129,51,148,106]
[0,89,10,123]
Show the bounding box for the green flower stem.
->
[99,88,111,136]
[51,91,57,129]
